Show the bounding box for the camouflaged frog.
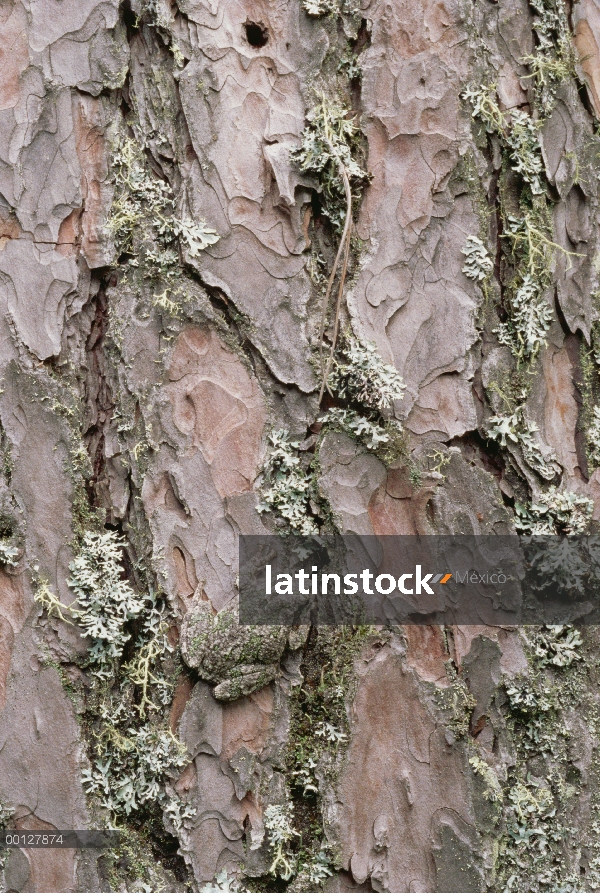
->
[180,603,308,701]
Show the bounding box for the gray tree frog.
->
[180,603,308,700]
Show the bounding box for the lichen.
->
[579,341,600,475]
[461,234,494,283]
[462,60,593,524]
[286,627,374,858]
[463,84,579,368]
[493,625,589,892]
[108,134,219,320]
[318,408,400,452]
[462,85,545,193]
[326,332,405,413]
[522,0,578,114]
[292,94,367,234]
[514,487,594,534]
[487,408,560,480]
[264,802,299,880]
[257,430,321,535]
[435,663,477,740]
[468,753,502,802]
[0,799,12,870]
[35,529,191,828]
[302,0,339,16]
[68,530,148,667]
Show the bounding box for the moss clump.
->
[250,627,375,890]
[292,94,367,234]
[434,663,477,740]
[107,134,219,329]
[35,529,191,830]
[579,338,600,474]
[287,626,373,799]
[493,628,589,892]
[523,0,578,115]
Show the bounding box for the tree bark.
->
[1,1,600,892]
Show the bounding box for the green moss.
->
[490,628,592,891]
[287,626,374,786]
[580,338,600,474]
[268,627,375,885]
[374,423,411,467]
[102,822,190,892]
[29,368,104,546]
[452,148,490,217]
[434,664,477,740]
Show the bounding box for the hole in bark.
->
[244,20,269,47]
[120,0,139,34]
[351,18,372,54]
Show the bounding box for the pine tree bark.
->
[1,1,600,892]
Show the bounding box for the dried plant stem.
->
[318,157,353,405]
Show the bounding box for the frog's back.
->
[180,603,288,682]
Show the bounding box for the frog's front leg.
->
[212,662,279,701]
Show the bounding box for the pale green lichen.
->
[435,665,477,740]
[294,88,370,402]
[0,799,12,869]
[319,408,399,451]
[462,85,545,194]
[327,333,405,413]
[496,624,588,892]
[200,870,249,893]
[463,86,578,366]
[504,111,546,196]
[294,845,335,890]
[81,722,190,818]
[586,405,600,470]
[533,625,583,668]
[0,540,18,567]
[302,0,339,15]
[495,206,579,365]
[109,135,219,318]
[580,342,600,474]
[469,753,502,802]
[315,720,347,745]
[523,0,578,115]
[34,576,74,625]
[68,531,147,667]
[292,755,319,795]
[292,94,367,232]
[514,487,594,534]
[487,409,560,480]
[495,271,553,364]
[35,530,190,826]
[461,235,494,282]
[258,335,405,532]
[264,802,299,880]
[258,430,320,535]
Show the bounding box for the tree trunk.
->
[1,0,600,891]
